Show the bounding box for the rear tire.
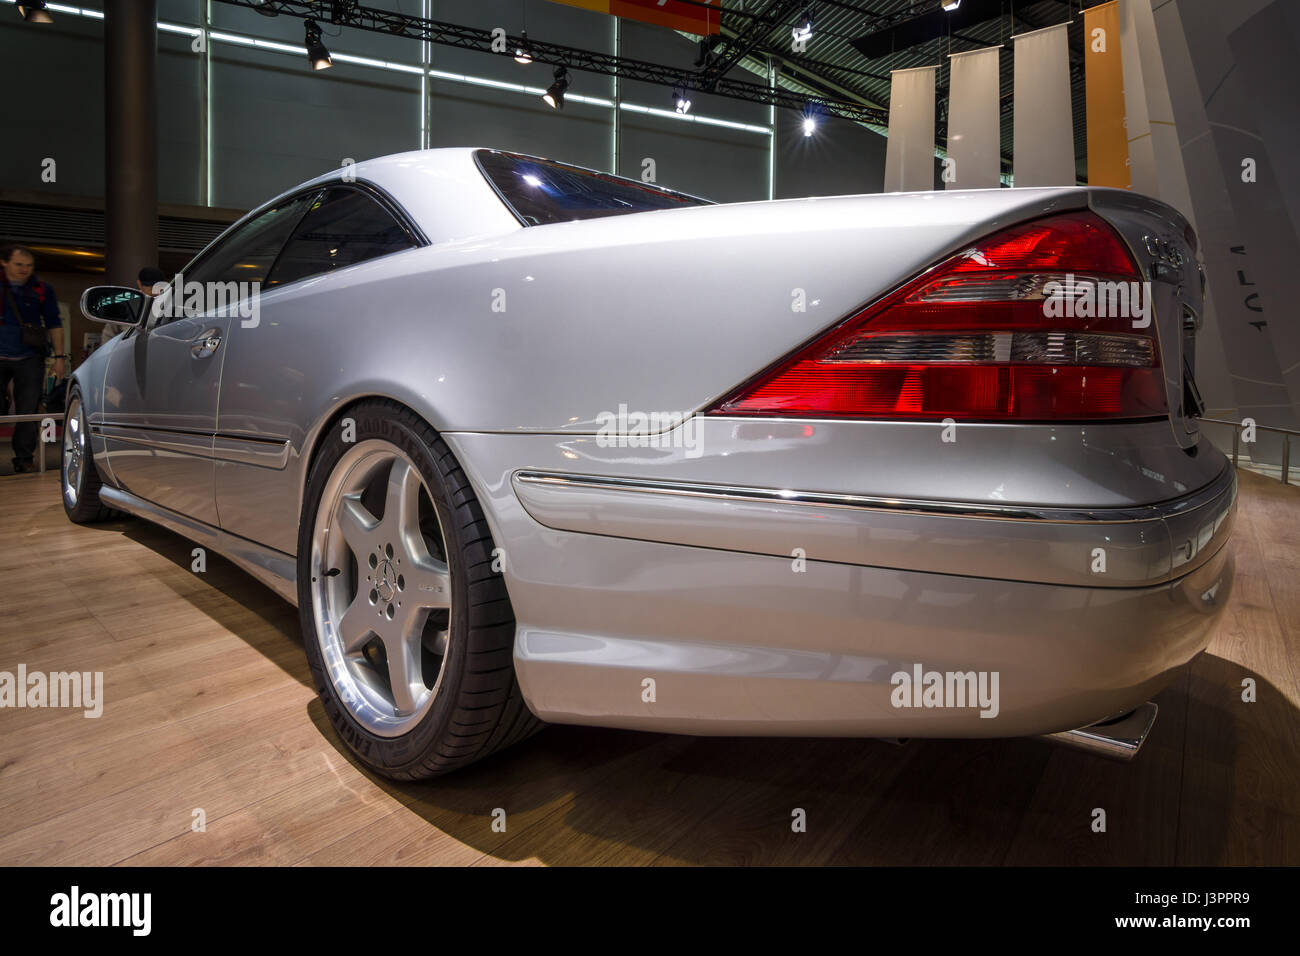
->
[298,400,542,779]
[61,386,119,524]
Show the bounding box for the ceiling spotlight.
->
[17,2,53,23]
[673,86,692,115]
[304,18,332,71]
[802,105,817,137]
[942,0,962,10]
[792,8,814,42]
[542,66,569,109]
[514,31,532,65]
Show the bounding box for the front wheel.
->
[61,386,119,523]
[298,400,542,779]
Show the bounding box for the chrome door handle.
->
[191,330,222,359]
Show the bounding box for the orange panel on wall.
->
[1084,0,1131,188]
[548,0,722,35]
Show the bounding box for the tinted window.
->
[184,193,316,287]
[266,187,416,287]
[476,149,710,226]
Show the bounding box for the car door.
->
[213,184,422,553]
[100,192,317,524]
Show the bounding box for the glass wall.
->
[0,0,887,211]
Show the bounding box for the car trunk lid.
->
[1086,189,1204,448]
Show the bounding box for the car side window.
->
[154,192,317,325]
[265,187,416,288]
[185,193,318,287]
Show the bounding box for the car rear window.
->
[475,149,710,226]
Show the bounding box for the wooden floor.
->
[1,469,1297,866]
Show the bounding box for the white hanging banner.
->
[946,46,1001,189]
[883,65,936,192]
[1013,23,1074,186]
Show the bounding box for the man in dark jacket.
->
[1,244,65,473]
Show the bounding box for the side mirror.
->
[80,286,145,326]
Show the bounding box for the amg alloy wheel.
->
[61,388,118,523]
[298,400,542,779]
[309,440,449,738]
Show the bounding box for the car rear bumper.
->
[506,533,1231,738]
[446,428,1236,738]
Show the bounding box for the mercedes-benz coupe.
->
[64,148,1235,778]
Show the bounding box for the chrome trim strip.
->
[99,486,298,605]
[513,465,1234,525]
[98,424,214,457]
[211,434,292,469]
[95,423,291,469]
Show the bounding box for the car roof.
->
[271,148,523,245]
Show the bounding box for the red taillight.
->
[944,212,1138,275]
[710,211,1167,421]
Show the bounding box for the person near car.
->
[1,244,65,474]
[137,265,167,299]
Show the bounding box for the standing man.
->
[0,244,65,474]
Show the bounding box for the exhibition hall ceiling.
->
[689,0,1088,176]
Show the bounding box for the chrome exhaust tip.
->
[1043,701,1158,761]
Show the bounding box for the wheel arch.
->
[295,389,479,547]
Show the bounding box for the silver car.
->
[65,148,1235,779]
